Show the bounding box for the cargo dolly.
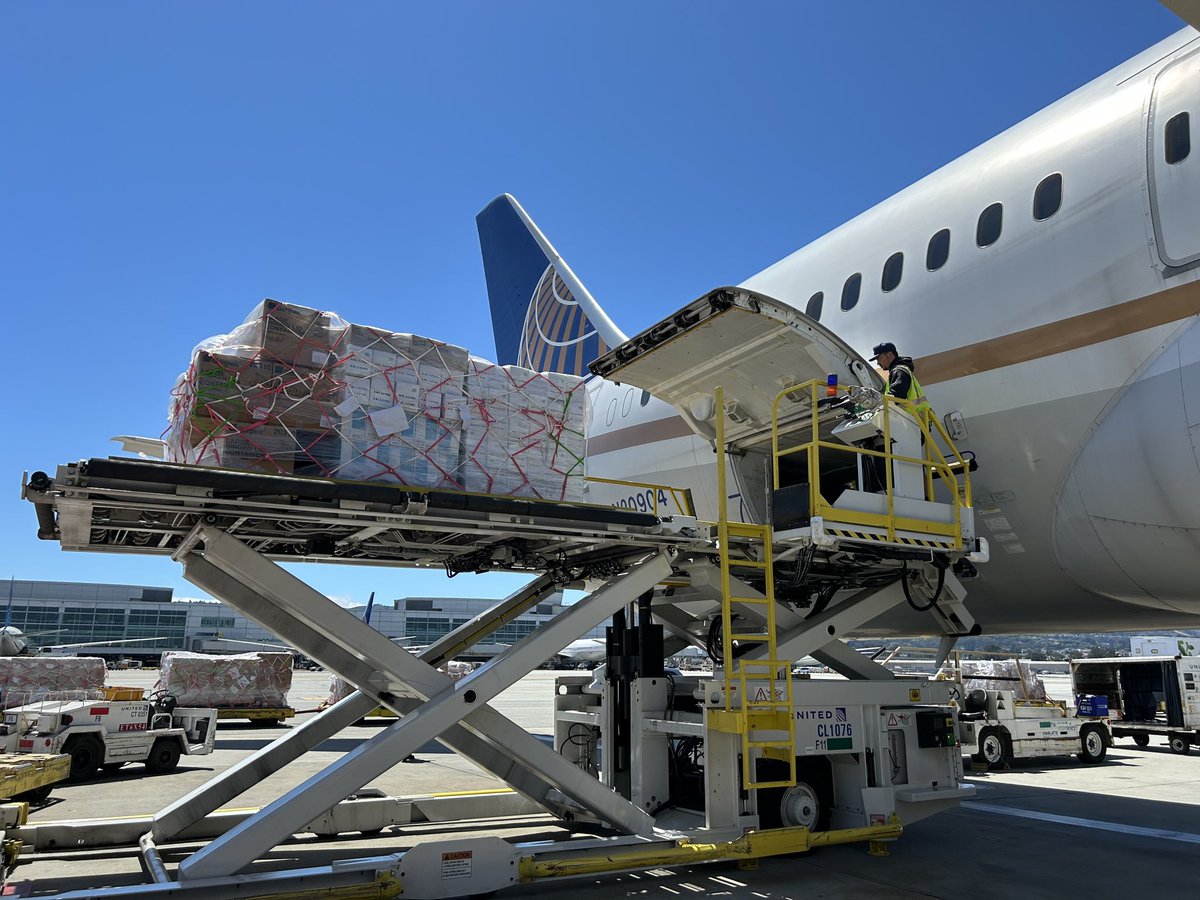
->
[18,297,988,899]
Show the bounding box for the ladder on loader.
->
[714,386,796,793]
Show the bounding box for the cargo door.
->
[589,287,879,452]
[1149,48,1200,269]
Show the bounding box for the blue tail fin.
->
[476,194,625,376]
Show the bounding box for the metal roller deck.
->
[24,457,708,576]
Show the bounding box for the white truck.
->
[957,688,1110,768]
[0,691,217,779]
[1072,656,1200,754]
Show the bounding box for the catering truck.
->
[1072,656,1200,755]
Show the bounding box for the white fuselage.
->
[584,28,1200,635]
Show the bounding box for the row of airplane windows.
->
[805,171,1066,321]
[808,110,1194,322]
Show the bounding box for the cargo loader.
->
[17,290,990,899]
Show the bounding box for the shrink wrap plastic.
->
[0,657,107,709]
[166,300,586,501]
[156,651,293,709]
[961,659,1048,700]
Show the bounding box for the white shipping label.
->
[333,396,360,417]
[369,404,411,437]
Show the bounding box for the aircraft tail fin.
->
[476,194,626,375]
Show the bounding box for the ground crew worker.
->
[870,341,931,420]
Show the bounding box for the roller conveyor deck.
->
[24,457,707,576]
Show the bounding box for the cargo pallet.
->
[0,753,70,803]
[215,707,295,724]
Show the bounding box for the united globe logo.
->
[518,264,607,375]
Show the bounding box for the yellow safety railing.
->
[585,476,696,517]
[770,380,973,549]
[715,386,796,791]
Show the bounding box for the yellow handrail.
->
[769,380,973,549]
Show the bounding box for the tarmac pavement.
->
[11,669,1200,899]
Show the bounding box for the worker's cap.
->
[870,341,897,361]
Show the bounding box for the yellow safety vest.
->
[885,364,931,419]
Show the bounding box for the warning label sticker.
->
[441,850,473,879]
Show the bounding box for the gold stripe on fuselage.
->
[589,279,1200,455]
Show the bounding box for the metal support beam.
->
[175,556,584,831]
[811,639,894,680]
[176,527,672,880]
[772,584,908,665]
[154,573,560,840]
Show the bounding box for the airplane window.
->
[927,229,950,270]
[639,389,650,407]
[840,273,861,311]
[1166,111,1191,165]
[806,291,824,321]
[606,397,617,426]
[1033,173,1063,221]
[881,252,903,292]
[621,387,634,416]
[976,202,1003,248]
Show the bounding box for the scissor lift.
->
[19,291,987,899]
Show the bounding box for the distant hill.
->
[852,630,1200,661]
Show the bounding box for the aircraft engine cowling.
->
[1054,321,1200,615]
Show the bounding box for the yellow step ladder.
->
[715,387,796,792]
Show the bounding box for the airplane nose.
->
[1054,321,1200,614]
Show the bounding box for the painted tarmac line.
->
[966,801,1200,844]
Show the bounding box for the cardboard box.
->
[233,299,343,367]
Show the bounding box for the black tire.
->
[1168,733,1191,755]
[1078,725,1108,763]
[977,727,1008,770]
[756,759,833,833]
[64,735,104,781]
[145,738,182,773]
[14,784,53,804]
[1132,733,1150,748]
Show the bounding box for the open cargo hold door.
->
[590,287,881,522]
[590,288,879,447]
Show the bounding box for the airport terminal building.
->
[4,579,581,662]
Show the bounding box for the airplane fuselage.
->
[584,28,1200,636]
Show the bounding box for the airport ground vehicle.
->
[1072,656,1200,755]
[0,691,217,779]
[956,688,1110,768]
[21,346,986,898]
[0,752,70,804]
[16,291,999,897]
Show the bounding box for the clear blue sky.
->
[0,2,1185,605]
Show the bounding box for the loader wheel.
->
[1078,725,1108,763]
[1132,733,1150,748]
[1168,733,1191,755]
[977,728,1008,770]
[755,759,833,834]
[64,735,103,781]
[146,739,182,774]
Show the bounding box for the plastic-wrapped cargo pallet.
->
[0,657,107,710]
[166,300,587,501]
[155,651,293,709]
[961,659,1048,700]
